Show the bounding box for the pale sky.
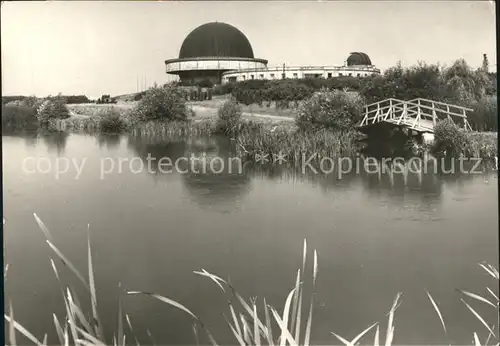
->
[1,1,496,98]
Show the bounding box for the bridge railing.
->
[360,98,473,131]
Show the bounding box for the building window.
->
[327,73,332,79]
[251,74,254,79]
[260,74,265,79]
[242,75,246,80]
[357,73,360,77]
[228,77,237,82]
[293,73,298,78]
[348,73,352,76]
[339,73,343,76]
[270,73,275,78]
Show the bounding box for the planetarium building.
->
[165,22,380,85]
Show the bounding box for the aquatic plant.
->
[426,263,499,346]
[215,99,242,135]
[235,122,363,163]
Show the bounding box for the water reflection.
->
[127,134,252,213]
[96,133,121,150]
[39,131,69,155]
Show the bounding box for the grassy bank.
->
[4,215,499,346]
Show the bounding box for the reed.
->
[130,119,216,139]
[235,122,364,164]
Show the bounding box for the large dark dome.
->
[347,52,372,66]
[179,22,254,59]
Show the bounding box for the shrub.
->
[98,109,128,133]
[133,85,192,122]
[432,119,471,157]
[216,99,242,135]
[213,82,236,95]
[36,95,70,125]
[1,104,38,130]
[296,90,364,131]
[468,95,498,131]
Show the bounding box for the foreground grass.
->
[3,215,499,346]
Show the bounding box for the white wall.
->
[221,66,380,83]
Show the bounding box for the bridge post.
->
[432,103,437,127]
[389,99,393,120]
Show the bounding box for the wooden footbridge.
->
[359,98,473,133]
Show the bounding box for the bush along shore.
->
[2,59,497,163]
[4,215,500,346]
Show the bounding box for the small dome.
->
[179,22,254,59]
[347,52,372,66]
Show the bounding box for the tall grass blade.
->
[9,301,17,346]
[457,289,497,308]
[253,300,261,346]
[313,250,318,286]
[304,250,318,346]
[127,291,199,320]
[271,307,297,345]
[224,314,245,346]
[264,298,274,346]
[241,315,252,345]
[236,293,268,334]
[461,298,496,337]
[193,323,200,346]
[385,293,402,346]
[473,332,481,346]
[117,283,124,346]
[330,332,352,346]
[64,324,69,346]
[486,287,499,302]
[4,314,43,345]
[125,314,140,346]
[146,329,155,346]
[304,297,314,346]
[290,269,301,335]
[302,239,307,276]
[485,324,496,346]
[229,301,243,340]
[280,288,297,346]
[87,224,102,338]
[42,333,47,346]
[193,269,227,293]
[294,284,303,343]
[425,290,447,336]
[479,263,499,279]
[46,240,90,291]
[351,322,379,345]
[33,213,53,242]
[374,325,380,346]
[67,289,93,334]
[53,313,65,345]
[69,319,106,346]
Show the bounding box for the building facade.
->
[221,64,380,83]
[165,22,380,85]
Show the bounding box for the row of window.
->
[226,71,366,82]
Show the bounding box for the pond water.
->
[2,131,498,345]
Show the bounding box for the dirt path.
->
[190,105,295,123]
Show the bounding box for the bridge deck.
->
[359,98,473,133]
